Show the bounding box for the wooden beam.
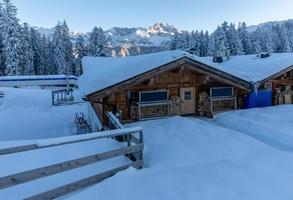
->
[0,144,38,156]
[25,160,143,200]
[271,79,293,85]
[0,144,143,190]
[0,127,143,156]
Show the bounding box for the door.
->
[180,87,196,115]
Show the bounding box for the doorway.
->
[180,87,196,115]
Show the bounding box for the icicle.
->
[253,82,259,95]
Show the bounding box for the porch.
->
[127,87,238,121]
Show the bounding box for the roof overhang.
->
[258,65,293,85]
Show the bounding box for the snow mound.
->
[0,87,89,141]
[211,105,293,152]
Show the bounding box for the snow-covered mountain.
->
[36,20,293,57]
[36,22,178,57]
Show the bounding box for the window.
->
[184,91,192,100]
[210,87,233,98]
[139,90,168,103]
[127,91,139,104]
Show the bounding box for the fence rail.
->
[0,124,144,199]
[52,88,74,106]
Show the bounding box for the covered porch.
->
[127,86,238,121]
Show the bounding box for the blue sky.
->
[12,0,293,32]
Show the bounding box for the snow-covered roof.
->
[0,75,78,81]
[196,53,293,83]
[78,50,188,95]
[79,50,293,96]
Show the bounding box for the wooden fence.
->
[52,88,74,106]
[0,126,144,199]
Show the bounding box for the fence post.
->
[138,129,144,169]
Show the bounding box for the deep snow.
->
[211,105,293,152]
[0,138,128,199]
[0,87,89,142]
[66,110,293,200]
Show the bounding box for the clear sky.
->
[12,0,293,32]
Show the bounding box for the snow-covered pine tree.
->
[188,31,200,55]
[209,25,229,55]
[226,23,243,55]
[30,27,46,75]
[169,32,180,50]
[51,21,74,75]
[45,37,56,75]
[237,22,253,55]
[88,26,107,57]
[275,24,291,53]
[203,31,210,56]
[1,0,22,76]
[74,35,87,76]
[0,2,5,75]
[19,23,34,75]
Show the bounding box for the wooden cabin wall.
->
[270,69,293,105]
[88,65,248,123]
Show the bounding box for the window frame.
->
[210,87,234,98]
[139,89,169,103]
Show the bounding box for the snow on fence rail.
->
[52,88,74,106]
[0,127,144,199]
[0,127,142,156]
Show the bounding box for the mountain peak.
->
[150,22,178,33]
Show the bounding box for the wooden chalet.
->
[78,50,293,125]
[79,51,251,124]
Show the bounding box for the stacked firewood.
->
[170,96,182,115]
[211,98,235,112]
[140,104,169,119]
[130,104,138,121]
[198,91,210,116]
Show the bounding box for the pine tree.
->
[237,22,253,55]
[275,24,291,53]
[1,0,22,75]
[88,26,107,56]
[51,21,74,75]
[30,27,46,75]
[74,35,87,75]
[0,2,5,75]
[19,23,34,75]
[227,23,243,55]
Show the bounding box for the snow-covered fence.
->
[107,111,124,129]
[0,127,144,199]
[87,103,103,132]
[52,88,74,106]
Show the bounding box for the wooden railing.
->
[52,88,74,106]
[0,127,144,199]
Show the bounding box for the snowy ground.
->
[1,91,293,200]
[0,87,89,143]
[0,137,128,199]
[67,106,293,200]
[211,105,293,152]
